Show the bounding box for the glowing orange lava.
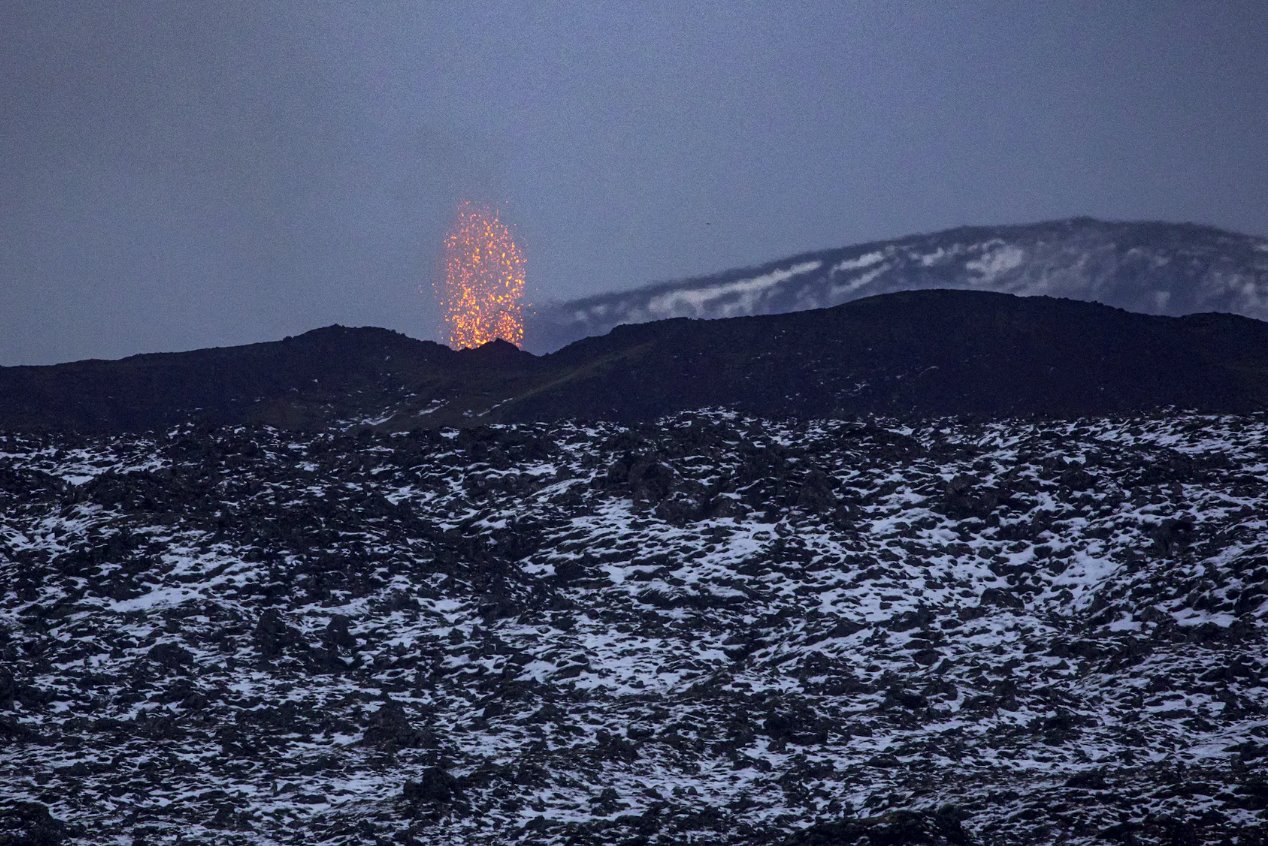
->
[437,201,526,349]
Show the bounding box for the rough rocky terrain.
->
[2,411,1266,844]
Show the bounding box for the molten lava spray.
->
[437,201,526,349]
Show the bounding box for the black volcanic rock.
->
[501,290,1268,423]
[455,337,535,366]
[0,325,453,432]
[2,290,1267,433]
[780,810,972,846]
[362,700,429,752]
[402,767,460,807]
[2,411,1265,844]
[0,801,70,846]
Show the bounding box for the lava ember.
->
[437,201,526,349]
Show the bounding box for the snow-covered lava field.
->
[2,412,1266,844]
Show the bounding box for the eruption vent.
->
[438,201,526,349]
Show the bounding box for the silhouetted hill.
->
[0,327,538,432]
[2,290,1267,433]
[513,289,1268,421]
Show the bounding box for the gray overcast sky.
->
[2,1,1266,364]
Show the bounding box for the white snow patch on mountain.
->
[966,243,1026,280]
[830,251,884,273]
[644,260,822,318]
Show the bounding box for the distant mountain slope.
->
[528,218,1268,351]
[2,289,1268,433]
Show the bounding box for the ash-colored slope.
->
[1,413,1266,844]
[529,218,1268,351]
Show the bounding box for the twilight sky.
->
[2,1,1266,364]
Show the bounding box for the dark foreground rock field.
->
[2,412,1266,844]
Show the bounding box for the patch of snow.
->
[644,261,823,319]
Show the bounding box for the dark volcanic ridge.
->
[2,412,1266,844]
[529,218,1268,351]
[3,289,1268,434]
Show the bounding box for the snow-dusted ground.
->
[1,412,1265,844]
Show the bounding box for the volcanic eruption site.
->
[437,201,527,349]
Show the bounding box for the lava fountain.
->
[437,201,526,349]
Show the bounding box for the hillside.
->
[2,290,1267,434]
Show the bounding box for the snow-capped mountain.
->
[2,412,1265,844]
[528,219,1268,351]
